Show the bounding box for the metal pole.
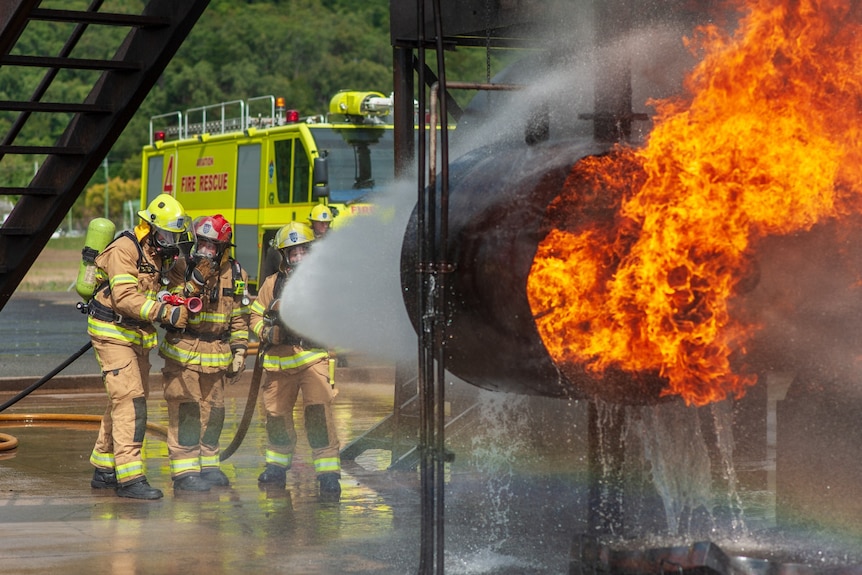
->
[415,0,433,569]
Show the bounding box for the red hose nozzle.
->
[157,291,204,313]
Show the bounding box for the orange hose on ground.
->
[0,432,18,451]
[0,413,169,451]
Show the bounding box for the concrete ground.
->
[0,373,429,575]
[0,368,599,575]
[6,293,862,573]
[0,292,588,575]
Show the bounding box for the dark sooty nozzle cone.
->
[400,140,668,405]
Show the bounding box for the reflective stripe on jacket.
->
[250,271,327,372]
[87,233,161,346]
[158,257,250,373]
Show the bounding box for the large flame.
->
[527,0,862,406]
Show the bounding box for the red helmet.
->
[193,214,232,244]
[192,215,232,260]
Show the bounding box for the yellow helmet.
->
[274,221,314,250]
[308,204,333,223]
[138,194,190,233]
[138,194,191,254]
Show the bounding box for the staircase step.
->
[0,55,142,71]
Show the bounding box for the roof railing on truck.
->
[185,99,245,138]
[149,95,278,145]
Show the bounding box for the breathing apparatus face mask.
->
[153,227,192,257]
[152,227,193,279]
[195,238,219,259]
[191,237,224,279]
[278,247,290,270]
[279,246,308,270]
[287,244,308,266]
[185,239,223,291]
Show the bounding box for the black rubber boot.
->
[91,468,118,489]
[117,477,163,500]
[173,474,211,492]
[200,467,230,487]
[318,472,341,499]
[257,464,286,486]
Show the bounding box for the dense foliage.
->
[123,0,395,178]
[0,0,502,227]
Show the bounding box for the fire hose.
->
[219,341,267,461]
[0,340,170,453]
[219,299,279,461]
[0,338,263,458]
[0,414,168,452]
[0,341,93,414]
[0,340,93,452]
[0,288,263,455]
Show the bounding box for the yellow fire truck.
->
[140,90,395,290]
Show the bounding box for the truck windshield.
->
[311,127,396,203]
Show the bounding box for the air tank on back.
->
[399,139,668,405]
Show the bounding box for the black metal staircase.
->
[0,0,210,311]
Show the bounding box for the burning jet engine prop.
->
[400,139,681,406]
[400,127,862,409]
[401,0,862,409]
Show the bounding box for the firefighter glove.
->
[227,347,247,383]
[190,267,206,286]
[261,325,283,345]
[191,257,216,285]
[158,303,188,329]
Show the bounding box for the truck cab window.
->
[274,139,292,204]
[293,138,310,203]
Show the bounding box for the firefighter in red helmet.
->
[249,221,342,498]
[87,193,192,500]
[159,214,251,492]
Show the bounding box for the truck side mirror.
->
[312,156,329,200]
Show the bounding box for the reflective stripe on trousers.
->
[90,338,152,484]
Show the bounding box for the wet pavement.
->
[0,382,424,574]
[0,292,589,574]
[5,293,862,574]
[0,374,595,574]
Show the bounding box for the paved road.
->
[0,290,102,378]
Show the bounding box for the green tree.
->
[82,177,141,227]
[1,0,513,209]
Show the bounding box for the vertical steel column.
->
[393,45,415,179]
[414,0,434,571]
[415,0,450,571]
[392,42,420,473]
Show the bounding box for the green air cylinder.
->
[75,218,116,300]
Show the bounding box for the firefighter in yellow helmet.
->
[159,215,251,492]
[308,204,333,239]
[249,221,342,498]
[87,193,192,500]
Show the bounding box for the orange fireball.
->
[527,0,862,405]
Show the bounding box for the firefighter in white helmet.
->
[87,193,192,500]
[159,214,251,492]
[308,204,333,239]
[249,221,342,498]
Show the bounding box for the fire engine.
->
[140,90,396,290]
